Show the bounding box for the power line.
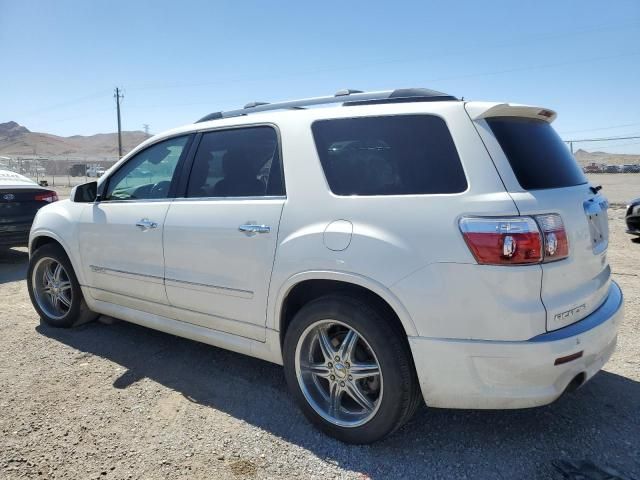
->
[125,20,640,93]
[564,134,640,143]
[559,122,640,134]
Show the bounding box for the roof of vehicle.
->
[196,87,459,123]
[0,169,40,188]
[103,89,556,184]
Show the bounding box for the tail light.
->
[535,214,569,262]
[35,191,59,203]
[459,214,568,265]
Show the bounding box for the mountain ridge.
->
[0,121,149,159]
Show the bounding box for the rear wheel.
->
[283,294,421,444]
[27,243,97,328]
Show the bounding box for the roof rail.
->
[196,88,458,123]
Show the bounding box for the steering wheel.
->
[149,180,171,198]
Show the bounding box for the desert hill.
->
[0,121,149,159]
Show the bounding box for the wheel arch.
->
[274,271,418,349]
[29,232,85,285]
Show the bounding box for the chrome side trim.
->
[172,196,286,202]
[528,281,623,343]
[96,198,175,204]
[89,265,164,284]
[165,277,253,299]
[91,266,254,298]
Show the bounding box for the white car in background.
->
[86,166,106,177]
[26,88,623,444]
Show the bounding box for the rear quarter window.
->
[486,117,587,190]
[312,115,467,196]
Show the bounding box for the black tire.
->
[283,294,421,444]
[27,243,97,328]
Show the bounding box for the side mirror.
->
[71,181,98,203]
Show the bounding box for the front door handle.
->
[135,218,158,230]
[239,224,271,235]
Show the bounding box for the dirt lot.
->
[585,173,639,205]
[0,211,638,479]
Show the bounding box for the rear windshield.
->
[312,115,467,196]
[486,117,587,190]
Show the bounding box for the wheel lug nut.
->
[330,375,335,381]
[348,375,353,380]
[340,381,345,387]
[327,362,332,368]
[345,362,350,368]
[335,356,340,362]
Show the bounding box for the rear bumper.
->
[0,224,31,247]
[409,281,623,409]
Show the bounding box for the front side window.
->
[312,115,467,196]
[104,136,189,200]
[186,126,283,198]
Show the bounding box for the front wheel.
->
[27,243,97,328]
[283,294,421,444]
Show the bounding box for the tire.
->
[283,294,421,444]
[27,243,97,328]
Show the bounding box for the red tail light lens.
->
[35,191,59,203]
[535,214,569,262]
[459,217,542,265]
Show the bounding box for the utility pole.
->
[143,124,150,136]
[114,87,124,158]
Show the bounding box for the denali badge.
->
[555,304,587,322]
[2,193,15,201]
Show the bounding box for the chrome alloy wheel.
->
[32,257,73,320]
[295,320,383,428]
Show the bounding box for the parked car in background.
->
[621,164,640,173]
[86,165,106,178]
[27,88,623,443]
[604,164,621,173]
[584,163,603,173]
[68,163,87,177]
[0,169,58,248]
[626,198,640,241]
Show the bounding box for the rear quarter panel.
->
[267,102,546,340]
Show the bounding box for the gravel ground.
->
[0,210,638,480]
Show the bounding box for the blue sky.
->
[1,0,639,153]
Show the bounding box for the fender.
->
[29,228,86,286]
[269,270,418,337]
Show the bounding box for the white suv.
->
[27,88,623,444]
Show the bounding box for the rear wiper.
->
[590,185,602,194]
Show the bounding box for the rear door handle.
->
[135,218,158,230]
[239,224,271,235]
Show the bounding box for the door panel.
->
[163,199,284,339]
[77,134,191,306]
[162,125,284,340]
[79,201,171,304]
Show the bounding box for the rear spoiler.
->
[465,102,557,123]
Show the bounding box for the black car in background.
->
[0,170,58,248]
[626,197,640,242]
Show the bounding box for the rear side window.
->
[186,126,284,198]
[312,115,467,196]
[486,117,587,190]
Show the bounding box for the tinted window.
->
[186,127,283,197]
[104,136,189,200]
[312,115,466,196]
[486,117,587,190]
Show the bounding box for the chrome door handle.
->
[239,224,271,235]
[135,218,158,230]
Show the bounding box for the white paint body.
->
[29,99,623,409]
